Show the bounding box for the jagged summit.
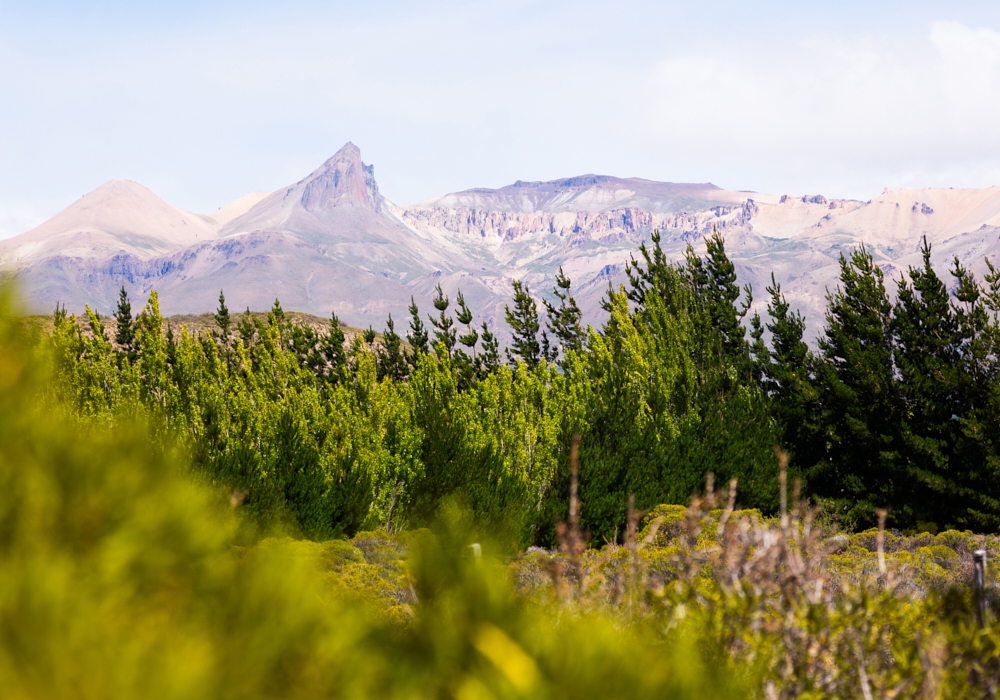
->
[297,142,382,213]
[219,143,386,236]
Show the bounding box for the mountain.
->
[0,144,505,326]
[0,179,218,265]
[419,175,743,213]
[7,143,1000,338]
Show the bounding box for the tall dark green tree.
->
[453,290,479,386]
[428,284,456,356]
[52,302,67,329]
[759,274,820,469]
[407,297,430,363]
[377,314,409,382]
[238,307,257,347]
[214,290,231,342]
[543,267,585,363]
[505,280,541,368]
[891,238,963,527]
[684,231,753,366]
[476,322,500,377]
[322,312,348,383]
[113,285,135,361]
[455,290,479,356]
[811,245,904,528]
[625,229,671,308]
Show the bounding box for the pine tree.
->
[406,297,430,363]
[625,229,671,308]
[505,279,541,368]
[238,307,256,347]
[477,321,501,377]
[290,323,322,374]
[53,302,67,329]
[760,274,820,469]
[377,314,408,381]
[947,257,1000,529]
[812,245,904,528]
[453,290,479,387]
[214,290,231,342]
[362,326,377,346]
[268,299,288,344]
[455,290,479,355]
[428,284,456,356]
[113,285,135,361]
[682,231,752,367]
[543,267,585,362]
[323,312,347,383]
[703,231,749,357]
[891,238,963,527]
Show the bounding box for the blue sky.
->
[3,1,1000,237]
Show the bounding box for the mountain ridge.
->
[6,143,1000,337]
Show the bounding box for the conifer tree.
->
[681,232,752,367]
[323,312,347,382]
[238,307,256,347]
[703,231,749,357]
[812,245,904,528]
[114,285,135,361]
[362,326,377,346]
[406,297,430,362]
[377,314,409,381]
[268,299,288,344]
[748,311,769,382]
[214,289,231,342]
[453,290,479,387]
[543,267,585,362]
[428,284,456,356]
[505,280,542,368]
[290,323,322,374]
[891,238,963,526]
[455,290,479,355]
[53,302,67,329]
[760,274,819,468]
[477,321,501,377]
[625,229,671,308]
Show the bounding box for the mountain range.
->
[5,141,1000,336]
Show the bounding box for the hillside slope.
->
[7,146,1000,336]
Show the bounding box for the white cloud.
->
[641,21,1000,197]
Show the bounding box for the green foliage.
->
[542,266,585,363]
[755,239,1000,532]
[0,301,751,698]
[429,283,456,357]
[113,284,135,362]
[377,314,409,382]
[213,288,231,341]
[46,231,788,548]
[406,296,430,360]
[505,279,541,368]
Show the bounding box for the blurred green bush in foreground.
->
[0,296,740,699]
[9,288,1000,698]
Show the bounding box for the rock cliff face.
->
[11,144,1000,339]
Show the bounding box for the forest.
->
[5,231,1000,697]
[45,232,1000,541]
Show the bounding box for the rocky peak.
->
[298,142,382,213]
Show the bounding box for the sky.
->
[4,0,1000,238]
